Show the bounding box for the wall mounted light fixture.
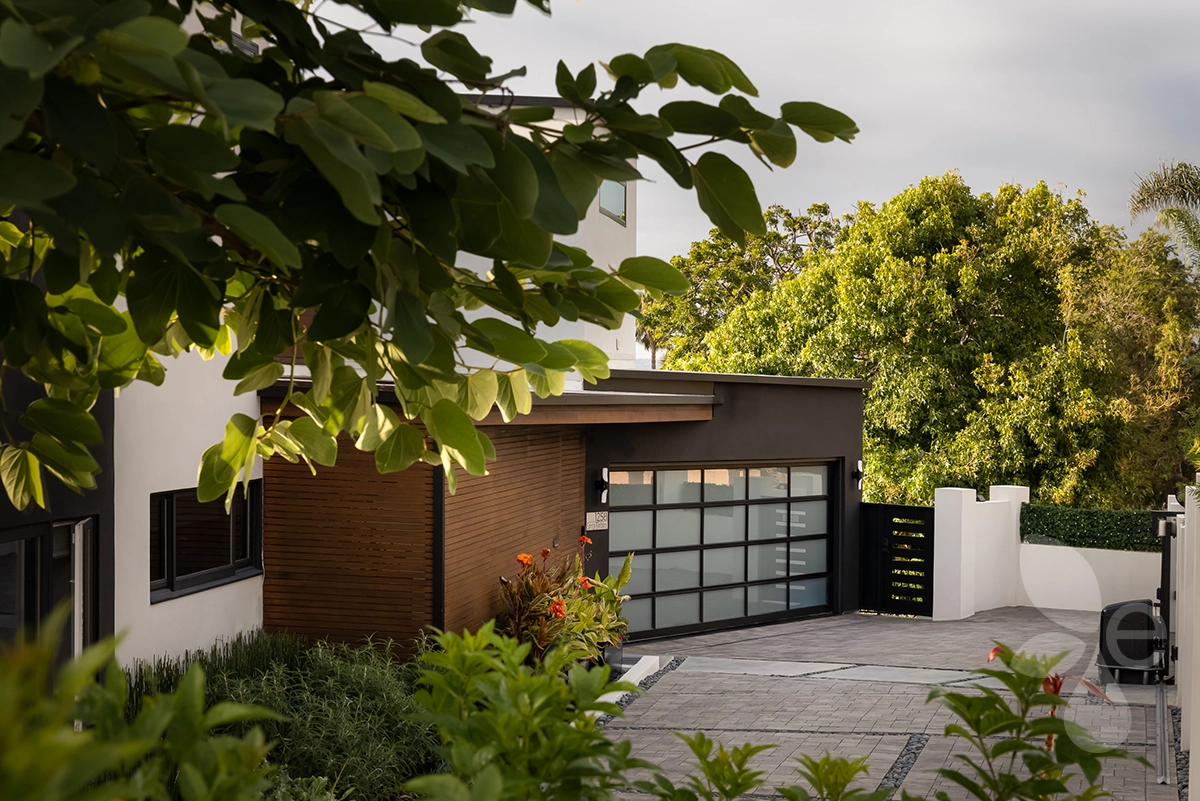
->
[594,467,610,504]
[851,460,864,491]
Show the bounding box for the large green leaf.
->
[147,125,239,172]
[0,444,43,510]
[658,101,741,137]
[315,90,397,152]
[749,120,797,168]
[97,16,188,57]
[21,398,102,445]
[0,63,41,147]
[285,115,381,225]
[0,152,76,206]
[0,20,82,79]
[285,415,337,467]
[780,101,859,143]
[96,312,148,389]
[374,420,426,473]
[472,318,547,364]
[426,398,486,474]
[421,30,492,86]
[346,95,423,152]
[214,204,301,271]
[362,81,447,124]
[205,78,284,131]
[463,369,498,420]
[691,152,766,245]
[617,256,690,294]
[420,122,495,175]
[126,249,222,347]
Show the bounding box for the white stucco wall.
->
[1015,543,1161,612]
[932,484,1161,620]
[973,500,1015,611]
[113,352,263,666]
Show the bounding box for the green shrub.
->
[1,605,280,801]
[265,769,353,801]
[216,638,439,801]
[1020,504,1160,552]
[126,628,309,719]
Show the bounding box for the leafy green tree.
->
[0,0,858,511]
[637,204,839,366]
[683,173,1199,507]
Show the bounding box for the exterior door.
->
[860,503,934,617]
[606,463,835,639]
[0,518,97,661]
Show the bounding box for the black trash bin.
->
[1097,599,1165,685]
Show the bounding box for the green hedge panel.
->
[1019,504,1160,552]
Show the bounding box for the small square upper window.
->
[599,180,626,225]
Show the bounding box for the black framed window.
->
[150,480,262,602]
[606,464,833,637]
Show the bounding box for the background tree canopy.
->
[0,0,858,511]
[674,172,1200,508]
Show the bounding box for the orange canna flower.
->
[517,553,533,569]
[580,535,593,545]
[541,548,551,559]
[578,576,592,590]
[550,597,566,618]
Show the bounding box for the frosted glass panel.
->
[614,554,652,595]
[748,467,788,499]
[749,503,788,540]
[789,501,827,536]
[703,546,744,586]
[657,470,702,504]
[790,466,827,497]
[656,593,699,628]
[790,539,827,575]
[657,508,701,547]
[747,543,788,581]
[704,506,745,544]
[657,550,700,591]
[704,468,745,502]
[610,511,653,551]
[610,470,653,506]
[624,598,652,632]
[747,583,788,616]
[790,577,828,609]
[704,587,744,621]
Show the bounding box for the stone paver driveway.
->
[608,607,1176,801]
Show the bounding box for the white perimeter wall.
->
[932,485,1161,621]
[113,352,263,666]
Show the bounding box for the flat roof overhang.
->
[259,383,715,425]
[587,368,869,395]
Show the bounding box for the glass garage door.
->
[606,465,833,637]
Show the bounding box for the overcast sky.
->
[431,0,1200,262]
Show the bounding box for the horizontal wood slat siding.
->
[263,437,435,653]
[442,426,584,633]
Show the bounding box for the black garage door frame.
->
[605,460,840,641]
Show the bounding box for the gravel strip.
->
[1173,706,1187,801]
[596,656,686,727]
[877,733,930,795]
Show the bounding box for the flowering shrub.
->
[498,540,632,664]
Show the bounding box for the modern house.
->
[0,110,867,664]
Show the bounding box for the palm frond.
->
[1155,206,1200,271]
[1130,161,1200,221]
